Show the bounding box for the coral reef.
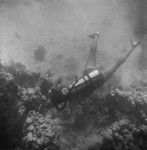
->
[0,62,147,150]
[22,111,61,150]
[0,71,20,149]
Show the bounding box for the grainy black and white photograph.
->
[0,0,147,149]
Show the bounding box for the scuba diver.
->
[50,32,140,111]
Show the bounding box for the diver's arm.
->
[102,41,140,81]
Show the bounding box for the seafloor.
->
[0,62,147,150]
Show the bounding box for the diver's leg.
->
[85,32,99,70]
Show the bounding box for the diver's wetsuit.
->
[51,72,105,109]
